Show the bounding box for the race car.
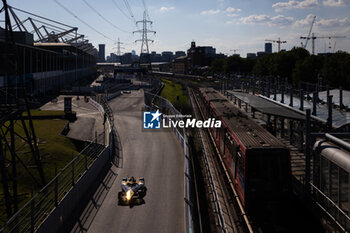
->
[118,176,147,205]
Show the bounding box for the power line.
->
[122,0,136,24]
[53,0,115,42]
[141,0,150,21]
[133,10,156,63]
[81,0,130,34]
[111,0,133,22]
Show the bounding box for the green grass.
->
[0,116,79,226]
[22,110,75,117]
[160,79,191,114]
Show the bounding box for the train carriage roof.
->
[202,88,286,149]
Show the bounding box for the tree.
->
[321,51,350,88]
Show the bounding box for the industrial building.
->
[0,30,97,97]
[98,44,105,62]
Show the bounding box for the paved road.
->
[86,90,185,233]
[40,96,104,142]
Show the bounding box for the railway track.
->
[189,88,254,233]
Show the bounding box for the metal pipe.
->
[327,95,333,130]
[290,86,293,107]
[305,109,311,193]
[273,83,277,100]
[281,85,284,103]
[325,133,350,152]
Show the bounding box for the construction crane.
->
[265,38,286,52]
[301,33,346,54]
[230,49,240,55]
[301,15,316,49]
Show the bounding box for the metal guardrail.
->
[144,91,194,233]
[0,138,106,233]
[0,93,117,233]
[198,131,228,233]
[310,182,350,232]
[191,88,254,233]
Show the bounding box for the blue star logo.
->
[143,110,162,129]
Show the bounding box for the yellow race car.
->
[118,176,147,205]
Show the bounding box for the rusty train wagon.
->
[198,88,291,213]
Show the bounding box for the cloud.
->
[227,13,239,17]
[226,21,233,24]
[322,0,349,6]
[270,15,295,26]
[159,6,175,12]
[294,14,350,29]
[226,7,242,12]
[239,14,294,26]
[317,17,350,27]
[272,0,319,12]
[200,9,221,15]
[240,14,270,24]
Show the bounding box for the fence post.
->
[55,165,58,207]
[72,154,75,186]
[300,89,304,111]
[305,109,311,194]
[85,152,88,170]
[30,191,35,233]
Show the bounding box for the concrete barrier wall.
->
[36,147,110,233]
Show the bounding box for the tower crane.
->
[301,33,346,54]
[265,37,286,52]
[230,49,240,55]
[301,15,316,49]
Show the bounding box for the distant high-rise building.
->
[257,51,266,57]
[121,53,132,64]
[161,51,174,62]
[132,50,136,56]
[174,51,186,58]
[98,44,105,62]
[265,43,272,54]
[247,53,257,58]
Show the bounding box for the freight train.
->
[197,88,291,213]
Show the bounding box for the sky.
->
[3,0,350,57]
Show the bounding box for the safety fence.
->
[310,183,350,231]
[0,137,106,233]
[0,92,120,233]
[144,91,194,233]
